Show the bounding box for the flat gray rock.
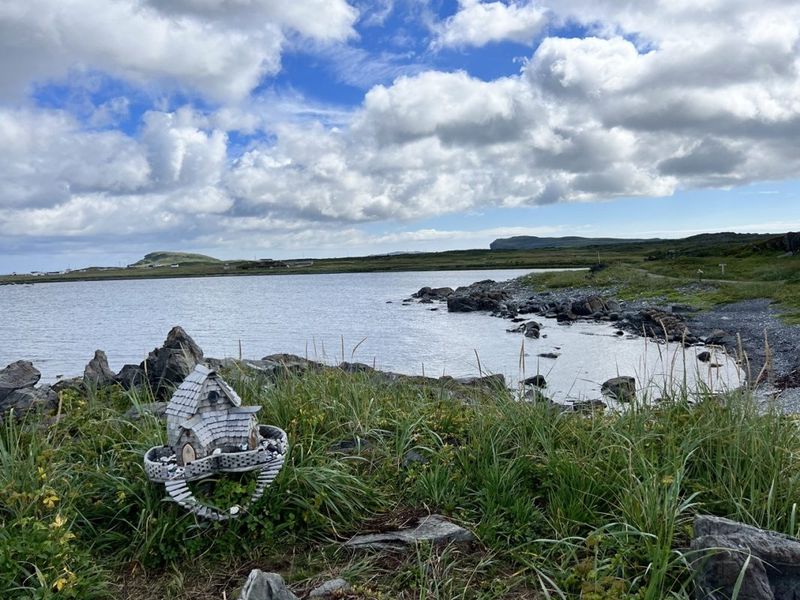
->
[345,514,475,552]
[237,570,298,600]
[0,385,57,418]
[308,578,351,598]
[691,515,800,599]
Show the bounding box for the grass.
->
[2,366,800,599]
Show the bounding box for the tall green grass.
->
[2,369,799,598]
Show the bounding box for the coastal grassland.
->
[3,368,800,599]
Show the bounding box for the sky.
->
[2,0,800,272]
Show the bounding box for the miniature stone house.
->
[166,364,260,466]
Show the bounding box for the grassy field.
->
[3,367,800,599]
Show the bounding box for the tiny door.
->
[182,443,196,464]
[249,427,258,449]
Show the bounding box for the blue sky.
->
[1,0,800,272]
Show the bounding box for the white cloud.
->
[433,0,547,49]
[0,0,358,102]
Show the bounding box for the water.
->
[0,269,742,402]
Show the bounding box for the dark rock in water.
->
[571,295,608,316]
[523,374,547,388]
[697,351,712,363]
[556,311,577,323]
[691,515,800,600]
[141,326,204,396]
[1,385,58,418]
[705,329,737,349]
[627,308,697,344]
[237,570,298,600]
[84,350,116,387]
[116,364,145,389]
[447,280,510,313]
[601,376,636,402]
[572,399,607,413]
[345,514,475,552]
[413,286,454,301]
[0,360,41,402]
[538,352,560,359]
[507,321,541,338]
[615,330,625,336]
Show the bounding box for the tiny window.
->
[208,391,220,403]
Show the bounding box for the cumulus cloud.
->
[2,0,800,265]
[0,0,357,102]
[433,0,547,49]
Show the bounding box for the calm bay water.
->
[0,269,742,402]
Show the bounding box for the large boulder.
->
[237,570,298,600]
[412,286,454,301]
[625,308,697,344]
[691,515,800,600]
[141,326,204,396]
[0,360,41,402]
[601,376,636,402]
[84,350,116,387]
[116,364,145,390]
[446,280,510,313]
[0,385,58,418]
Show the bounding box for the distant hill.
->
[490,236,654,251]
[128,252,222,268]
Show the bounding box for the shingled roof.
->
[181,406,261,447]
[165,364,243,421]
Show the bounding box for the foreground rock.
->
[238,570,298,600]
[345,514,475,552]
[308,578,351,598]
[0,360,41,402]
[84,350,116,387]
[140,326,204,396]
[621,308,699,344]
[447,280,511,313]
[691,515,800,600]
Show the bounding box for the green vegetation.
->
[3,368,800,599]
[128,252,221,268]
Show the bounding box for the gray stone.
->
[308,578,351,598]
[697,351,712,363]
[237,570,298,600]
[691,515,800,600]
[571,399,607,413]
[51,377,83,394]
[345,514,475,552]
[0,385,58,417]
[0,360,41,402]
[402,449,428,467]
[116,364,145,389]
[523,374,547,388]
[601,376,636,402]
[538,352,560,359]
[84,350,116,387]
[141,326,204,397]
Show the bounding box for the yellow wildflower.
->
[50,513,67,529]
[52,568,76,592]
[42,492,59,509]
[37,466,47,480]
[661,475,675,486]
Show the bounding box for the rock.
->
[308,578,351,598]
[446,280,510,313]
[691,515,800,600]
[412,286,454,301]
[784,231,800,254]
[538,352,560,359]
[329,437,371,454]
[615,330,625,336]
[261,354,325,376]
[556,311,577,323]
[706,329,737,349]
[0,385,58,417]
[402,450,428,467]
[345,514,475,552]
[339,362,375,374]
[447,374,506,390]
[116,364,145,389]
[572,399,607,413]
[523,375,547,388]
[0,360,41,402]
[141,326,204,396]
[125,401,167,420]
[51,377,83,394]
[571,295,608,317]
[697,351,712,363]
[237,570,298,600]
[627,308,697,344]
[84,350,116,387]
[507,321,541,338]
[601,376,636,402]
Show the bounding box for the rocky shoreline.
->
[404,274,800,402]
